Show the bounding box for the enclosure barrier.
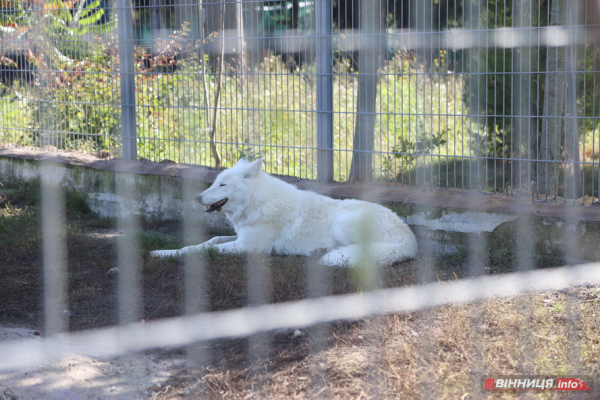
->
[1,0,600,398]
[1,261,600,372]
[1,0,599,197]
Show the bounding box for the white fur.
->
[150,159,418,267]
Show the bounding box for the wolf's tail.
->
[320,241,417,268]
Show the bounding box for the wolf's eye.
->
[220,183,226,187]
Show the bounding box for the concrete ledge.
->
[2,146,599,221]
[2,147,600,263]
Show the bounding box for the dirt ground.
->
[1,180,599,399]
[0,325,186,399]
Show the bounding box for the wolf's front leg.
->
[202,235,237,247]
[149,236,237,258]
[211,231,275,254]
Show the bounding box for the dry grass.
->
[152,288,600,399]
[0,179,599,399]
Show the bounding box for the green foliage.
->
[138,231,178,254]
[0,178,41,206]
[237,140,264,162]
[0,180,40,256]
[450,0,549,166]
[1,179,94,220]
[0,80,35,146]
[4,44,470,182]
[134,56,207,163]
[66,190,94,219]
[1,0,118,148]
[1,0,115,61]
[577,47,600,134]
[70,0,110,31]
[0,0,28,26]
[6,3,598,191]
[27,59,120,152]
[0,204,39,255]
[385,130,447,178]
[377,51,466,183]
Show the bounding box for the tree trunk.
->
[244,0,262,69]
[150,0,162,43]
[538,0,567,196]
[512,0,535,189]
[235,0,244,73]
[198,0,222,167]
[348,0,385,182]
[563,0,581,199]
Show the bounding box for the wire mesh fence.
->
[2,1,600,398]
[1,0,599,198]
[1,168,600,399]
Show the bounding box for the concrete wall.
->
[2,148,600,264]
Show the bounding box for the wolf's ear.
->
[236,158,250,165]
[244,158,263,178]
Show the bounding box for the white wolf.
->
[150,159,417,267]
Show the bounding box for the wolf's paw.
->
[319,250,353,268]
[149,249,180,259]
[310,247,330,258]
[202,237,226,246]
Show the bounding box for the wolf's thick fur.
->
[150,159,417,267]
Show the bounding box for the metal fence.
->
[1,158,600,398]
[1,0,599,199]
[2,2,600,398]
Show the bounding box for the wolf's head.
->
[196,158,264,213]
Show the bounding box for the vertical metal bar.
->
[182,175,207,368]
[564,0,584,377]
[514,0,533,193]
[41,163,68,336]
[565,0,580,201]
[413,0,431,187]
[316,0,333,182]
[116,172,141,325]
[115,0,143,322]
[117,0,137,160]
[465,3,486,396]
[246,252,270,391]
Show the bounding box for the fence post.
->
[316,0,333,182]
[117,0,137,160]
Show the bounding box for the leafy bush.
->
[6,46,472,183]
[376,51,466,184]
[27,57,121,152]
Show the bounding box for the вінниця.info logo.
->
[483,376,595,391]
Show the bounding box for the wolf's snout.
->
[195,194,204,204]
